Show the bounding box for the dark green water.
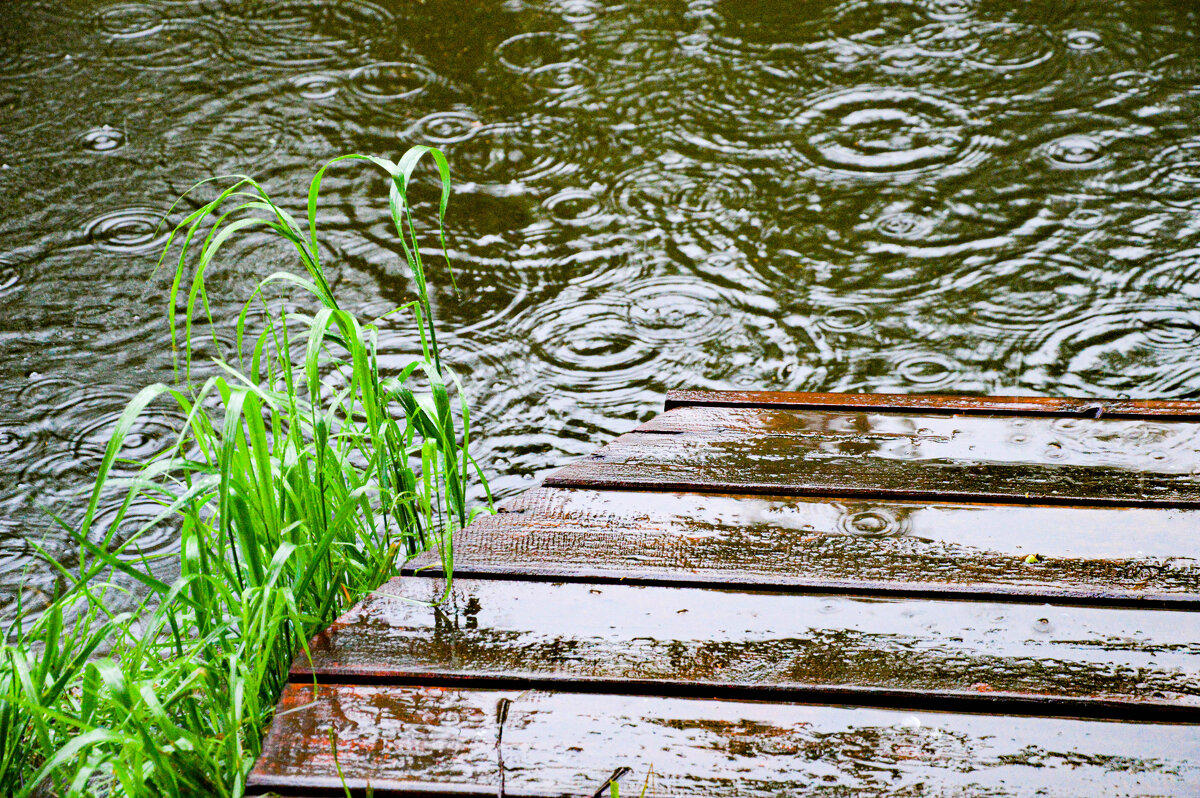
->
[0,0,1199,603]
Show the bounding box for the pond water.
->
[1,0,1199,604]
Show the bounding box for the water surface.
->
[1,0,1199,603]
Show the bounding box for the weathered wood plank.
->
[249,685,1200,797]
[545,407,1200,506]
[404,487,1200,607]
[637,406,1200,458]
[666,390,1200,419]
[294,578,1200,720]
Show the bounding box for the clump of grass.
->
[0,147,488,797]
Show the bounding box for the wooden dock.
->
[248,391,1200,796]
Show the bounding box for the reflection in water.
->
[0,0,1199,602]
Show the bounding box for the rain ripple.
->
[290,72,342,101]
[1023,299,1200,397]
[92,3,215,71]
[95,2,166,38]
[348,62,436,102]
[445,116,586,186]
[792,88,987,178]
[836,506,913,538]
[78,125,127,153]
[82,208,168,253]
[610,155,760,241]
[1145,142,1200,210]
[517,286,664,406]
[511,274,758,409]
[1041,135,1111,171]
[0,255,20,299]
[542,187,609,228]
[959,256,1101,333]
[404,111,483,145]
[211,0,393,71]
[495,32,583,74]
[625,278,738,345]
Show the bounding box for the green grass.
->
[0,147,488,797]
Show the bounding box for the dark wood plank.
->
[666,390,1200,419]
[405,487,1200,607]
[249,685,1200,797]
[546,407,1200,506]
[294,577,1200,720]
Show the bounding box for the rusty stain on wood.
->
[249,392,1200,796]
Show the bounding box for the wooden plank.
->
[636,406,1200,470]
[294,577,1200,721]
[249,685,1200,797]
[404,487,1200,607]
[666,390,1200,419]
[545,407,1200,506]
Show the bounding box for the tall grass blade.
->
[0,148,487,797]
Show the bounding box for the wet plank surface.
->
[251,685,1200,797]
[666,389,1200,419]
[296,577,1200,720]
[252,391,1200,796]
[405,487,1200,606]
[546,406,1200,506]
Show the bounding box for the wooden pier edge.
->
[664,389,1200,418]
[249,390,1200,796]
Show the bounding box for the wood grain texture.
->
[637,406,1200,453]
[665,390,1200,419]
[295,577,1200,720]
[249,685,1200,797]
[404,488,1200,607]
[546,407,1200,506]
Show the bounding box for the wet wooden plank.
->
[249,685,1200,797]
[636,406,1200,471]
[404,487,1200,607]
[666,390,1200,419]
[545,407,1200,506]
[294,577,1200,721]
